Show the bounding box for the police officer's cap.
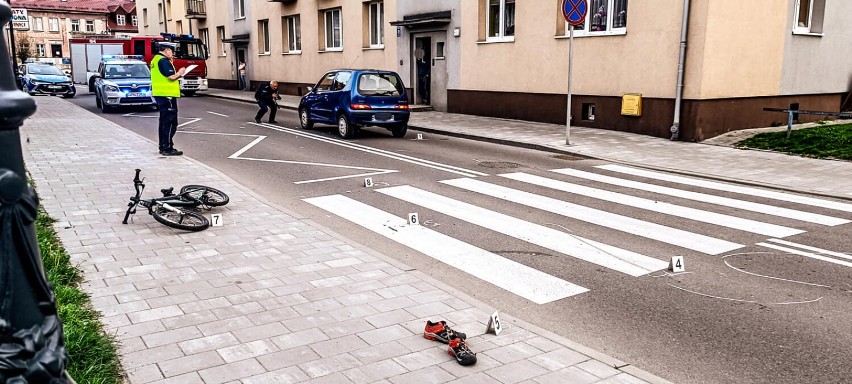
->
[158,42,177,51]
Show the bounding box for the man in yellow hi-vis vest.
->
[150,42,186,156]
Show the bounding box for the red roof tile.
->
[11,0,135,14]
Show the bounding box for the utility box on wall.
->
[621,93,642,116]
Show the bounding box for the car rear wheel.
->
[337,114,356,139]
[391,125,408,138]
[299,108,314,130]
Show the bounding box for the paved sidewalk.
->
[21,98,670,383]
[206,88,852,200]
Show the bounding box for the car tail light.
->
[350,104,371,110]
[395,104,410,110]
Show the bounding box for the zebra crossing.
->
[304,165,852,304]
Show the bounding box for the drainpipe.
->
[670,0,691,141]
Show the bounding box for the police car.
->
[93,55,156,112]
[19,62,76,98]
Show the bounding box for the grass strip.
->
[735,123,852,161]
[35,208,124,384]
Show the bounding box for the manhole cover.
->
[478,161,523,169]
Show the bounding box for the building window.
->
[216,26,226,56]
[51,44,62,58]
[284,15,301,53]
[258,19,270,54]
[794,0,825,34]
[132,15,138,26]
[234,0,245,19]
[199,28,210,52]
[158,3,163,24]
[143,8,148,26]
[31,17,43,31]
[175,20,183,34]
[86,20,95,32]
[117,14,126,26]
[487,0,515,40]
[324,8,342,51]
[566,0,628,35]
[48,18,59,32]
[369,1,384,47]
[70,19,79,32]
[36,44,45,57]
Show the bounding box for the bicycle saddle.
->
[161,187,174,196]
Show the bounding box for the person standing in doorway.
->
[150,42,186,156]
[254,80,281,124]
[238,60,247,91]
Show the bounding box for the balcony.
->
[186,0,206,19]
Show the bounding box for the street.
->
[68,93,852,384]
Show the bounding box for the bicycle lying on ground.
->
[122,169,229,231]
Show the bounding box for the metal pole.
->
[565,24,574,145]
[670,0,691,141]
[0,2,71,382]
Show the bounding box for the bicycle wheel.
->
[152,206,210,231]
[179,185,229,207]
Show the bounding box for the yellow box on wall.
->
[621,94,642,116]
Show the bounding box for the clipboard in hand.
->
[181,64,198,77]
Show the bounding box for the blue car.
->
[19,62,76,98]
[299,69,410,139]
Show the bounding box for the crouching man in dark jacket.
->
[254,80,281,124]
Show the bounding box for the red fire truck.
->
[70,33,209,96]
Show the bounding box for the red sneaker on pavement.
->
[448,337,477,366]
[423,320,467,343]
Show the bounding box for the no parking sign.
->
[562,0,587,26]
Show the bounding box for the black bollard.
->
[0,1,71,383]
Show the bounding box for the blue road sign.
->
[562,0,587,26]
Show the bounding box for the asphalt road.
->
[69,93,852,384]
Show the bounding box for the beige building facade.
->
[137,0,852,141]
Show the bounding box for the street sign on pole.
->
[562,0,587,25]
[561,0,586,145]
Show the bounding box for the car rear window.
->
[357,73,404,96]
[29,65,65,76]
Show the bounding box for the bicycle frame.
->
[122,169,212,225]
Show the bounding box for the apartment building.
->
[10,0,138,70]
[137,0,852,141]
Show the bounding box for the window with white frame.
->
[234,0,245,19]
[258,19,270,54]
[36,44,45,57]
[565,0,628,35]
[324,8,342,51]
[48,18,59,32]
[86,20,95,32]
[31,17,43,31]
[132,15,138,26]
[369,1,384,47]
[794,0,825,34]
[199,28,209,52]
[285,15,301,53]
[70,19,79,32]
[216,26,226,56]
[117,14,126,26]
[487,0,515,40]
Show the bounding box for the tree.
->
[15,31,33,64]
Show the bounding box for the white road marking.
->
[181,131,398,183]
[501,172,802,238]
[378,185,669,276]
[251,122,488,178]
[553,168,849,226]
[303,194,588,304]
[756,242,852,268]
[598,164,852,214]
[177,118,201,128]
[207,111,229,117]
[765,239,852,261]
[440,178,742,255]
[122,112,157,118]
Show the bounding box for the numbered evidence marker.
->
[210,213,224,227]
[408,212,420,225]
[670,255,685,272]
[364,177,374,188]
[416,133,424,140]
[485,310,503,335]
